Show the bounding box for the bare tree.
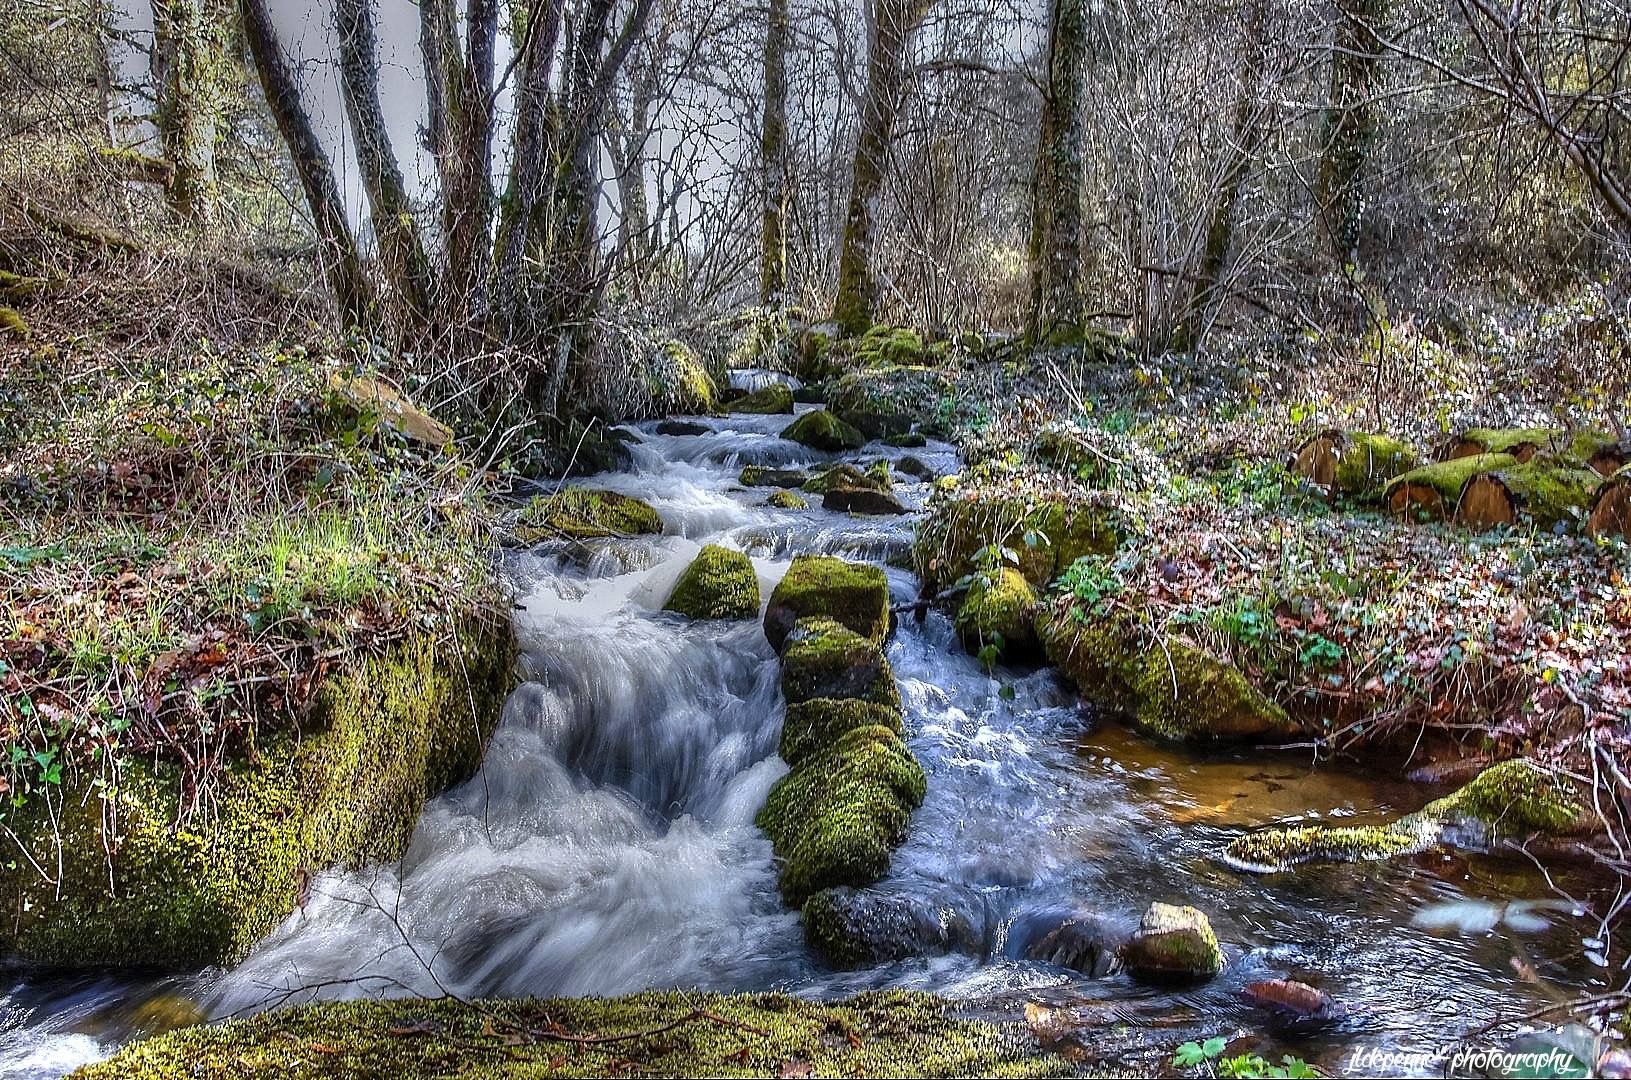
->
[1026,0,1089,342]
[760,0,791,305]
[150,0,226,222]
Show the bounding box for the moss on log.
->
[1384,453,1517,520]
[1440,427,1558,463]
[1289,430,1418,499]
[1454,460,1601,530]
[1587,465,1631,539]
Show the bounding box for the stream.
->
[0,396,1611,1077]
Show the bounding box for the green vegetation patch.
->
[515,488,663,542]
[780,698,903,768]
[76,989,1070,1079]
[762,554,891,652]
[729,383,794,414]
[780,409,865,452]
[915,486,1123,593]
[663,544,760,620]
[780,617,901,709]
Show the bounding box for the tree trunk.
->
[831,0,930,334]
[1024,0,1088,343]
[334,0,434,323]
[150,0,224,223]
[1316,0,1387,260]
[238,0,370,324]
[759,0,790,307]
[1172,0,1268,352]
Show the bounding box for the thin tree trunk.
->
[151,0,223,222]
[1316,0,1387,260]
[832,0,931,334]
[238,0,370,323]
[335,0,434,322]
[759,0,790,307]
[1024,0,1089,343]
[1172,0,1268,352]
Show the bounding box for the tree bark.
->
[238,0,370,324]
[831,0,932,334]
[1024,0,1089,344]
[1316,0,1387,260]
[334,0,434,322]
[151,0,224,222]
[759,0,790,306]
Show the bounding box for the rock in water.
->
[1024,913,1125,977]
[729,383,795,414]
[823,486,907,515]
[662,545,759,620]
[763,554,891,652]
[802,886,973,968]
[655,419,710,436]
[739,465,810,488]
[1243,979,1337,1019]
[781,409,866,452]
[768,490,809,510]
[1119,902,1224,983]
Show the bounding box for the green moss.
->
[657,339,719,415]
[768,490,808,510]
[884,431,927,448]
[757,725,926,905]
[77,989,1070,1079]
[955,567,1038,660]
[802,462,884,494]
[1384,453,1518,516]
[1129,640,1295,740]
[763,554,891,652]
[780,409,865,452]
[793,324,838,384]
[850,325,927,368]
[0,305,30,340]
[0,618,514,968]
[1332,432,1418,498]
[826,365,954,438]
[1036,611,1139,702]
[781,698,903,767]
[515,488,663,542]
[729,383,794,414]
[1407,758,1587,837]
[1223,824,1423,872]
[664,545,760,620]
[915,489,1123,592]
[739,465,810,488]
[780,617,902,710]
[1119,902,1223,982]
[1459,459,1602,529]
[1454,427,1559,457]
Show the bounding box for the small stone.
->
[768,490,809,510]
[1119,902,1224,983]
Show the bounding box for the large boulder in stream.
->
[0,618,515,968]
[663,544,760,620]
[802,886,976,968]
[763,554,891,653]
[781,409,865,452]
[955,567,1039,662]
[781,698,903,767]
[729,382,794,414]
[780,618,901,709]
[1119,902,1224,983]
[514,487,663,543]
[915,486,1123,594]
[1223,758,1594,873]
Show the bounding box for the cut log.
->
[1289,430,1417,499]
[1384,453,1517,520]
[1566,430,1629,477]
[1438,427,1558,464]
[1587,466,1631,539]
[1454,460,1601,531]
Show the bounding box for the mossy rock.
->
[1290,430,1418,500]
[664,545,760,620]
[848,325,927,368]
[515,488,663,542]
[793,322,840,384]
[884,431,927,448]
[781,698,903,768]
[915,489,1123,593]
[826,365,954,439]
[1441,426,1559,463]
[739,465,810,488]
[0,619,514,968]
[651,339,720,415]
[780,617,901,710]
[1384,453,1517,520]
[823,486,907,515]
[77,989,1070,1079]
[1118,902,1223,983]
[763,554,891,653]
[1222,759,1591,873]
[802,462,886,495]
[802,887,968,969]
[1454,459,1602,530]
[729,383,794,415]
[1129,640,1296,741]
[780,409,865,452]
[955,567,1039,661]
[767,490,809,510]
[1036,611,1140,704]
[756,725,926,905]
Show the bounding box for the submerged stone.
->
[1119,902,1224,983]
[663,544,760,620]
[802,887,972,968]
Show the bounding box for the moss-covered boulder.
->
[780,617,901,710]
[802,462,883,495]
[885,431,927,448]
[780,409,865,452]
[739,465,810,488]
[802,887,970,969]
[781,698,903,768]
[1454,459,1602,530]
[763,554,891,653]
[827,365,954,439]
[651,339,719,415]
[756,724,925,905]
[663,545,760,620]
[767,490,808,510]
[823,485,907,515]
[916,489,1123,594]
[729,383,794,415]
[793,322,840,384]
[848,325,928,368]
[514,488,663,542]
[1290,430,1419,500]
[1039,613,1295,741]
[1223,759,1591,873]
[0,619,514,968]
[1384,453,1518,520]
[1118,902,1223,983]
[954,567,1038,661]
[77,989,1071,1079]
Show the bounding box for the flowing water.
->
[0,399,1612,1077]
